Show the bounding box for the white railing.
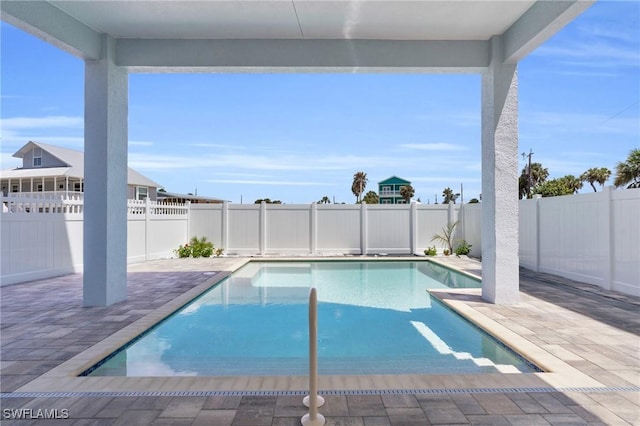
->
[1,194,84,214]
[4,191,84,200]
[127,199,189,216]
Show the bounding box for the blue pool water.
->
[86,261,538,376]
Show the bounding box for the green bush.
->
[424,246,437,256]
[175,244,192,258]
[454,240,472,256]
[175,236,221,258]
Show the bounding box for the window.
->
[11,185,18,193]
[74,182,84,192]
[33,147,42,167]
[36,184,43,192]
[135,186,148,200]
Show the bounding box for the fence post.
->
[186,200,191,243]
[310,203,317,255]
[260,201,267,255]
[533,195,541,272]
[360,202,368,255]
[145,197,151,261]
[222,201,228,253]
[410,201,418,255]
[603,186,613,290]
[447,201,455,226]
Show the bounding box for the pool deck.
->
[1,256,638,425]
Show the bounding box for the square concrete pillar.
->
[481,36,519,304]
[83,34,128,306]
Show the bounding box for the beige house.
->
[0,141,160,200]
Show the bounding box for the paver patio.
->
[1,256,638,425]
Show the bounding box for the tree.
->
[580,167,611,192]
[537,175,581,197]
[442,187,457,204]
[562,174,583,194]
[468,198,480,204]
[362,191,379,204]
[351,171,368,203]
[400,185,414,203]
[317,196,331,204]
[431,221,458,253]
[614,148,640,189]
[519,162,549,199]
[255,198,282,204]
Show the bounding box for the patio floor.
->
[1,256,638,425]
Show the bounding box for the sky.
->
[1,1,638,204]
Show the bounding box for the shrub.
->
[175,244,192,258]
[424,246,437,256]
[175,236,220,258]
[454,240,472,256]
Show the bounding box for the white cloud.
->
[129,140,154,146]
[522,111,639,136]
[534,41,640,69]
[399,143,466,151]
[206,179,326,186]
[0,116,83,130]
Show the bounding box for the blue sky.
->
[1,1,638,204]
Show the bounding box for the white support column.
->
[481,36,519,305]
[83,34,129,307]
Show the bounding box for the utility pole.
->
[522,149,534,198]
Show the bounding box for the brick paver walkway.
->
[1,257,638,425]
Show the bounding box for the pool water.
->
[86,261,538,376]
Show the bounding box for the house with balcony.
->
[0,141,160,200]
[378,176,411,204]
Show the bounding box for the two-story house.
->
[378,176,411,204]
[0,141,160,200]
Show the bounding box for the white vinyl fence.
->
[189,202,459,256]
[460,187,640,297]
[2,189,638,297]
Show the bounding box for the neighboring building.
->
[378,176,411,204]
[156,190,225,204]
[0,141,160,200]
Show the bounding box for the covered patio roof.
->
[2,1,591,72]
[1,0,595,307]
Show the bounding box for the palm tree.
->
[362,191,379,204]
[400,185,414,203]
[614,148,640,189]
[560,174,583,194]
[519,162,549,198]
[351,171,368,203]
[431,221,458,253]
[580,167,611,192]
[442,187,455,204]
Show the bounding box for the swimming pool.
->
[85,261,538,376]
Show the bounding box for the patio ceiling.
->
[1,1,593,72]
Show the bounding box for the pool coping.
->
[14,256,608,394]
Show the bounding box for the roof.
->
[1,1,594,72]
[379,176,411,186]
[4,141,160,188]
[157,191,226,204]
